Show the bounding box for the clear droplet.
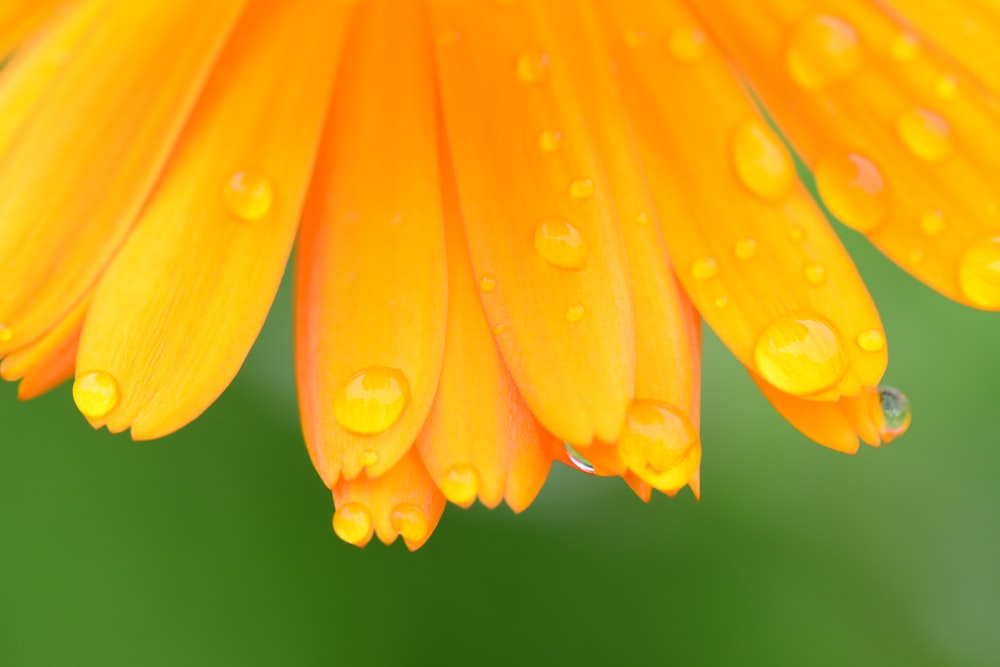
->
[919,211,945,236]
[565,443,595,474]
[875,386,911,443]
[535,218,587,269]
[492,323,506,336]
[334,367,409,435]
[566,304,585,322]
[517,51,549,83]
[0,324,13,343]
[538,129,562,152]
[731,120,795,201]
[690,256,719,280]
[804,262,827,285]
[332,502,372,546]
[897,108,952,162]
[361,449,379,467]
[391,503,429,546]
[856,328,885,352]
[570,178,595,200]
[669,27,706,62]
[787,15,863,90]
[815,152,889,232]
[442,464,480,506]
[619,399,700,491]
[734,237,758,260]
[754,315,849,396]
[636,211,651,226]
[958,237,1000,308]
[479,274,497,292]
[889,32,919,62]
[224,170,273,221]
[73,370,120,419]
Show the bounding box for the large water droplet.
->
[897,108,952,162]
[332,502,372,546]
[535,218,587,269]
[958,237,1000,308]
[731,120,795,201]
[517,51,549,83]
[442,464,480,506]
[73,370,120,419]
[334,367,409,434]
[754,315,849,396]
[875,386,911,443]
[815,152,889,232]
[224,170,273,221]
[619,399,700,491]
[391,503,429,546]
[565,443,595,474]
[787,15,863,90]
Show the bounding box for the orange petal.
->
[430,0,635,446]
[332,448,446,551]
[295,0,447,485]
[2,296,87,399]
[75,0,350,437]
[0,0,65,59]
[0,0,245,355]
[604,0,885,401]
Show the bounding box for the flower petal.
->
[1,296,87,399]
[0,0,66,59]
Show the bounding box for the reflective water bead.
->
[442,464,480,506]
[332,502,372,546]
[936,74,959,100]
[856,328,885,352]
[754,315,849,395]
[72,370,120,419]
[875,386,911,443]
[0,324,12,343]
[565,443,595,474]
[333,367,410,435]
[814,152,889,232]
[534,218,587,269]
[669,27,707,63]
[734,237,758,260]
[538,129,562,152]
[889,33,919,62]
[361,449,379,467]
[920,211,945,236]
[787,15,863,90]
[958,237,1000,309]
[690,256,719,280]
[570,177,595,199]
[390,503,429,545]
[731,120,795,202]
[897,108,952,162]
[479,274,497,292]
[566,304,585,322]
[224,170,273,221]
[804,263,827,285]
[619,399,699,490]
[517,51,549,83]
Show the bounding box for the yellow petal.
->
[2,295,87,398]
[0,0,65,59]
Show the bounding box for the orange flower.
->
[9,0,994,551]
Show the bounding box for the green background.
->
[2,232,998,666]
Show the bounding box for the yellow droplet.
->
[442,464,480,506]
[936,74,959,100]
[897,108,952,162]
[788,225,806,242]
[636,211,651,226]
[754,315,849,396]
[361,449,379,467]
[815,152,889,233]
[223,170,273,221]
[0,324,13,343]
[390,503,429,546]
[332,502,372,546]
[787,15,863,90]
[734,238,758,260]
[889,32,919,62]
[538,129,562,152]
[958,237,1000,309]
[517,51,549,83]
[535,218,587,269]
[690,256,719,280]
[570,177,595,200]
[479,274,497,292]
[920,210,945,236]
[334,367,409,435]
[72,370,120,419]
[714,296,730,309]
[731,120,795,201]
[669,27,706,62]
[856,329,885,352]
[874,386,911,444]
[907,248,924,265]
[566,304,585,322]
[624,29,648,49]
[492,323,506,336]
[619,399,700,491]
[804,262,827,285]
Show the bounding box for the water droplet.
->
[570,177,595,200]
[669,27,706,62]
[889,32,919,61]
[958,237,1000,308]
[624,29,648,49]
[804,262,827,285]
[920,210,945,236]
[479,274,497,292]
[897,108,952,162]
[535,218,587,269]
[390,503,429,545]
[636,211,651,226]
[332,502,372,546]
[566,304,585,322]
[788,225,806,242]
[517,51,549,83]
[907,248,924,265]
[442,465,480,505]
[856,328,885,352]
[334,367,409,435]
[754,315,849,395]
[538,129,562,152]
[731,120,795,201]
[875,386,911,443]
[565,443,595,474]
[361,449,379,467]
[72,370,120,419]
[618,399,700,490]
[492,323,506,336]
[936,74,959,100]
[0,324,13,343]
[224,170,273,221]
[734,238,758,260]
[690,256,719,280]
[714,296,730,309]
[787,15,863,90]
[814,152,888,232]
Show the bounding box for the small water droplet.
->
[636,211,651,226]
[570,177,595,200]
[332,502,372,546]
[875,386,911,443]
[936,74,959,100]
[889,32,919,61]
[754,314,849,395]
[565,443,595,474]
[334,367,409,435]
[788,225,806,242]
[535,218,587,269]
[856,328,885,352]
[479,274,497,292]
[72,370,120,419]
[815,152,889,232]
[897,108,952,161]
[538,129,562,152]
[442,464,480,506]
[224,170,273,221]
[690,256,719,280]
[361,449,379,467]
[517,51,549,83]
[907,248,924,265]
[804,262,827,285]
[958,237,1000,308]
[714,296,730,309]
[734,238,758,260]
[619,399,699,490]
[0,324,13,343]
[731,120,795,201]
[566,304,585,322]
[669,27,706,62]
[390,503,429,545]
[787,15,863,90]
[492,323,506,336]
[624,29,648,49]
[920,210,945,236]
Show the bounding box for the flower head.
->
[7,0,991,550]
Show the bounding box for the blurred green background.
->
[2,231,998,666]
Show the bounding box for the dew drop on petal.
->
[814,152,889,233]
[334,367,409,435]
[714,296,730,309]
[565,304,585,322]
[920,210,945,236]
[0,324,13,343]
[754,315,849,396]
[875,386,911,443]
[669,27,706,62]
[690,256,719,280]
[570,177,595,200]
[908,249,924,265]
[636,211,651,226]
[442,464,480,505]
[897,108,952,162]
[734,237,758,260]
[361,449,379,467]
[731,120,795,201]
[936,74,959,100]
[535,218,587,269]
[332,502,372,546]
[787,15,862,90]
[788,225,806,242]
[856,328,885,352]
[804,262,827,285]
[72,370,120,419]
[391,503,429,544]
[619,400,699,490]
[479,274,497,292]
[565,443,595,474]
[517,51,549,83]
[889,32,919,62]
[538,129,562,152]
[224,170,273,221]
[958,237,1000,309]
